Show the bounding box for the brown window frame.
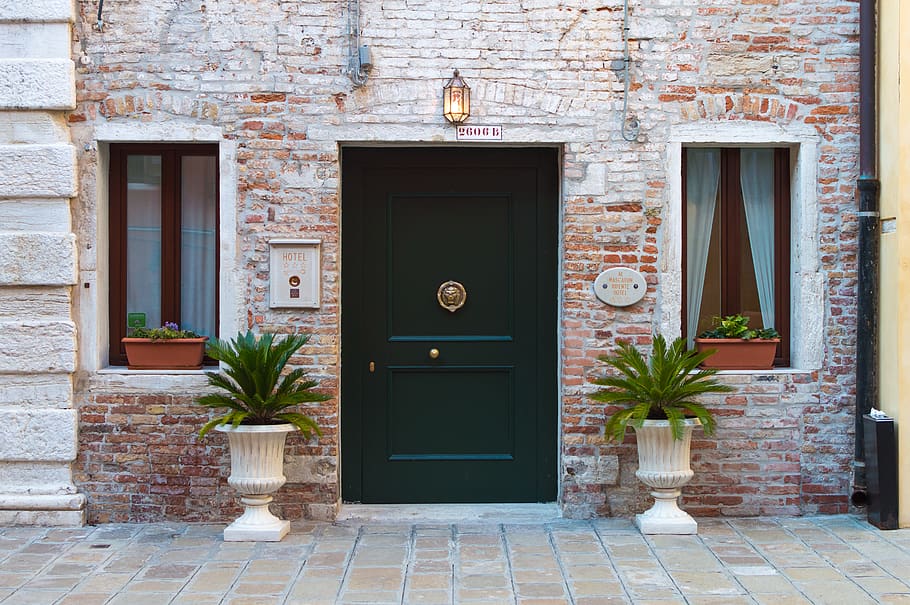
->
[681,147,791,366]
[108,143,220,366]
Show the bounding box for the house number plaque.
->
[593,267,646,307]
[269,239,320,308]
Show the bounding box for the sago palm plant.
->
[197,331,330,438]
[592,334,733,441]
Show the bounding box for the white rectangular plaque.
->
[456,124,503,141]
[269,239,320,308]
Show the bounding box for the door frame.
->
[340,145,561,503]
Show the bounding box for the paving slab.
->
[0,513,908,604]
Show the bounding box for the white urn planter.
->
[217,423,295,542]
[633,418,700,535]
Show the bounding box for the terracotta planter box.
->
[694,338,780,370]
[121,337,208,370]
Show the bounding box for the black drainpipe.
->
[853,0,880,506]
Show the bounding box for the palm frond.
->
[275,412,323,439]
[198,410,250,437]
[593,333,732,441]
[195,330,329,439]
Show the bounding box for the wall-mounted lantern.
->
[442,70,470,125]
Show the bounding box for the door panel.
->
[387,366,514,459]
[389,194,514,339]
[342,147,557,503]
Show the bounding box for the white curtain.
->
[180,156,217,338]
[740,148,775,329]
[686,148,721,346]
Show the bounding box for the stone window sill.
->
[711,368,813,375]
[97,367,209,375]
[88,367,211,393]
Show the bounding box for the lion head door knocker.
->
[437,280,467,313]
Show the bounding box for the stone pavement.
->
[1,514,909,605]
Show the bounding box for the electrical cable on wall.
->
[96,0,104,31]
[620,0,640,142]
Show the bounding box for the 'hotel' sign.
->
[269,239,321,308]
[593,267,647,307]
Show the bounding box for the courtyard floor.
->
[0,512,909,605]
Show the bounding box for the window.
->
[109,144,219,366]
[682,147,790,365]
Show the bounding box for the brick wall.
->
[75,379,337,524]
[69,0,858,521]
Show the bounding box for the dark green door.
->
[341,147,557,503]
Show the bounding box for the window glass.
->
[683,146,790,364]
[126,155,162,331]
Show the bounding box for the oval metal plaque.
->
[593,267,646,307]
[437,280,467,313]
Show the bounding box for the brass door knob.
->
[429,348,440,359]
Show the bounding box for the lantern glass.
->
[443,70,470,124]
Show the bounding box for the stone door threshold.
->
[337,503,562,524]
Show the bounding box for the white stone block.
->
[0,461,79,493]
[707,53,774,80]
[563,454,619,485]
[791,271,825,370]
[0,286,71,318]
[0,199,71,231]
[564,162,605,196]
[0,113,70,145]
[0,59,75,110]
[88,371,210,394]
[305,502,339,522]
[0,508,84,526]
[0,374,72,407]
[0,23,70,59]
[0,0,73,22]
[0,321,76,372]
[94,122,223,142]
[0,143,75,197]
[0,233,77,285]
[284,455,337,484]
[0,407,77,461]
[0,461,88,528]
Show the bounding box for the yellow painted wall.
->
[878,0,910,526]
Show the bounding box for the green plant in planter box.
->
[698,314,779,340]
[592,334,733,440]
[196,330,331,437]
[129,321,201,340]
